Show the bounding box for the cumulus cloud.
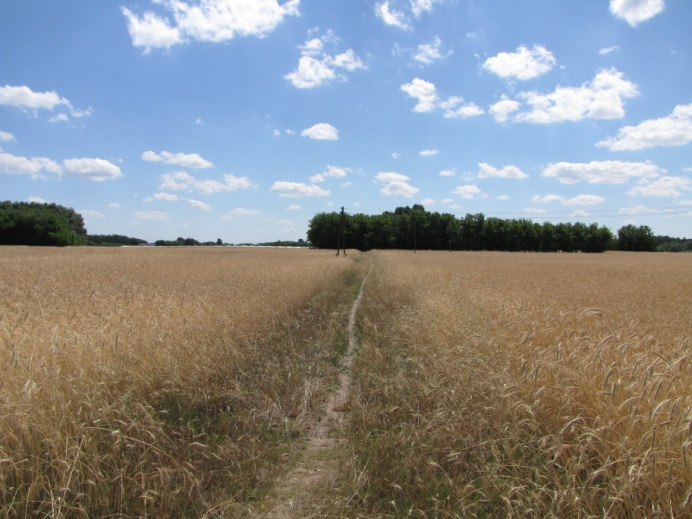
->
[439,168,456,177]
[121,8,181,52]
[374,1,411,30]
[513,68,639,123]
[375,171,419,197]
[286,31,365,88]
[531,194,605,206]
[309,165,350,183]
[410,0,440,18]
[0,84,90,121]
[610,0,665,27]
[0,84,70,111]
[151,192,179,202]
[627,176,691,197]
[375,0,440,29]
[477,162,529,179]
[122,0,299,52]
[187,198,211,210]
[0,151,61,178]
[135,210,169,220]
[419,149,438,157]
[452,184,483,199]
[413,36,449,65]
[63,158,122,182]
[489,95,522,122]
[401,78,483,118]
[0,130,15,142]
[270,181,330,197]
[483,44,556,80]
[160,171,251,193]
[597,103,692,151]
[541,160,664,184]
[142,150,213,169]
[301,123,339,140]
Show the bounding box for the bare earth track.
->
[248,265,371,518]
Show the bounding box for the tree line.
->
[0,201,87,246]
[308,206,663,253]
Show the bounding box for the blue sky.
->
[1,0,690,243]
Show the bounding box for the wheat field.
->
[1,247,690,517]
[0,246,357,517]
[344,250,690,517]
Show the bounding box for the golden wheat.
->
[344,250,690,517]
[0,246,356,516]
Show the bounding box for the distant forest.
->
[308,205,682,253]
[1,201,689,252]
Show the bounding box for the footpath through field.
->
[247,259,372,518]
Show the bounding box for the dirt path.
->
[248,266,370,518]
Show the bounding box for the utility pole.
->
[336,206,346,256]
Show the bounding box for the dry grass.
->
[342,251,690,517]
[0,246,357,517]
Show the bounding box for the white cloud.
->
[627,176,692,197]
[49,113,69,123]
[187,198,211,210]
[375,171,409,183]
[122,0,299,52]
[483,44,556,80]
[618,205,665,215]
[135,210,169,220]
[489,95,521,122]
[63,158,122,182]
[597,103,692,151]
[0,131,14,142]
[0,151,61,178]
[301,123,339,140]
[419,149,438,157]
[401,78,438,112]
[531,194,605,205]
[228,207,259,216]
[421,197,436,206]
[374,1,411,30]
[610,0,665,27]
[287,204,301,211]
[441,97,484,119]
[401,78,482,118]
[571,209,591,218]
[513,68,639,123]
[477,162,529,180]
[142,150,213,169]
[410,0,440,18]
[152,192,179,202]
[309,165,350,183]
[0,84,70,111]
[523,207,547,214]
[270,181,330,197]
[413,36,449,65]
[439,168,456,177]
[27,197,47,203]
[452,184,483,199]
[497,194,509,201]
[375,171,419,197]
[121,8,181,53]
[109,202,121,209]
[599,46,620,55]
[159,171,250,193]
[286,32,365,88]
[391,152,402,159]
[542,160,664,184]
